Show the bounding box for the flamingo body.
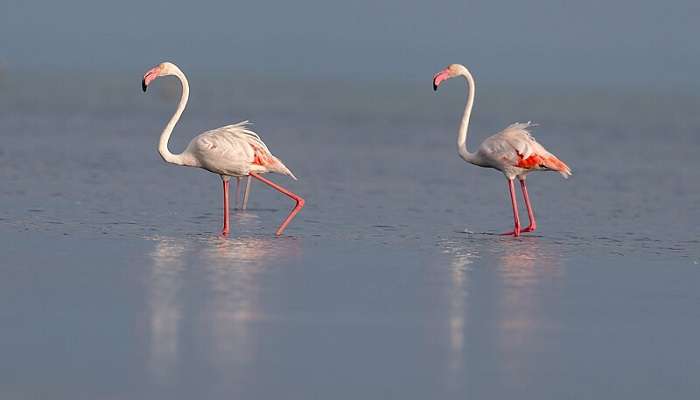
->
[142,62,304,236]
[185,121,296,179]
[433,63,571,236]
[473,122,571,180]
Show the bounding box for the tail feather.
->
[273,156,297,180]
[250,143,297,180]
[545,156,572,178]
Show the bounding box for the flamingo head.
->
[142,62,180,92]
[432,64,466,91]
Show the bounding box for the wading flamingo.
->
[432,64,571,236]
[142,62,304,236]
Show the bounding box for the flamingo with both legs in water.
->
[433,63,571,237]
[142,62,304,236]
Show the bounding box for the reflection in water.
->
[199,236,301,367]
[147,237,187,383]
[441,239,479,391]
[441,236,564,391]
[146,234,301,378]
[495,238,563,386]
[200,237,268,366]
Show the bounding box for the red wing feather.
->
[516,154,545,169]
[251,143,276,167]
[516,153,570,174]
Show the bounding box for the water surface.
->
[0,73,698,399]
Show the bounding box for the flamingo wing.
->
[479,122,571,177]
[186,121,296,178]
[213,120,271,153]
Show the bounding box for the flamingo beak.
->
[432,69,450,91]
[142,66,160,92]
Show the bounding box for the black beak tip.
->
[433,82,438,91]
[142,79,147,92]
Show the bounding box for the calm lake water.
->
[1,71,698,399]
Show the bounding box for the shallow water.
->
[0,72,698,398]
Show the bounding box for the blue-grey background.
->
[1,1,699,399]
[1,0,699,84]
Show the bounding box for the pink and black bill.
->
[141,66,160,93]
[432,69,450,91]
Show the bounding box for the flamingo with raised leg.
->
[432,64,571,237]
[142,62,304,236]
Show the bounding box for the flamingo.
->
[432,64,571,237]
[141,62,304,236]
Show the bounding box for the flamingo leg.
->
[221,178,231,235]
[500,179,521,237]
[242,176,252,210]
[234,177,241,210]
[250,172,305,236]
[519,178,537,233]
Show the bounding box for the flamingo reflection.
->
[495,238,562,385]
[441,236,563,389]
[440,239,480,390]
[200,236,301,367]
[147,237,187,383]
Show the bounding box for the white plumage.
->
[186,121,296,179]
[433,63,571,236]
[476,121,571,179]
[142,62,304,236]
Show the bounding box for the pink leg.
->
[500,179,521,237]
[519,178,537,233]
[221,178,230,235]
[250,172,305,236]
[234,177,241,210]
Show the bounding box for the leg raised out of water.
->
[250,172,304,236]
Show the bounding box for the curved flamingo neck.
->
[158,69,189,166]
[457,67,479,165]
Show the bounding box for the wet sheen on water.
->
[0,73,698,399]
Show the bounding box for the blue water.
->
[0,72,698,398]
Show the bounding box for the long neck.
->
[457,68,479,164]
[158,70,189,165]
